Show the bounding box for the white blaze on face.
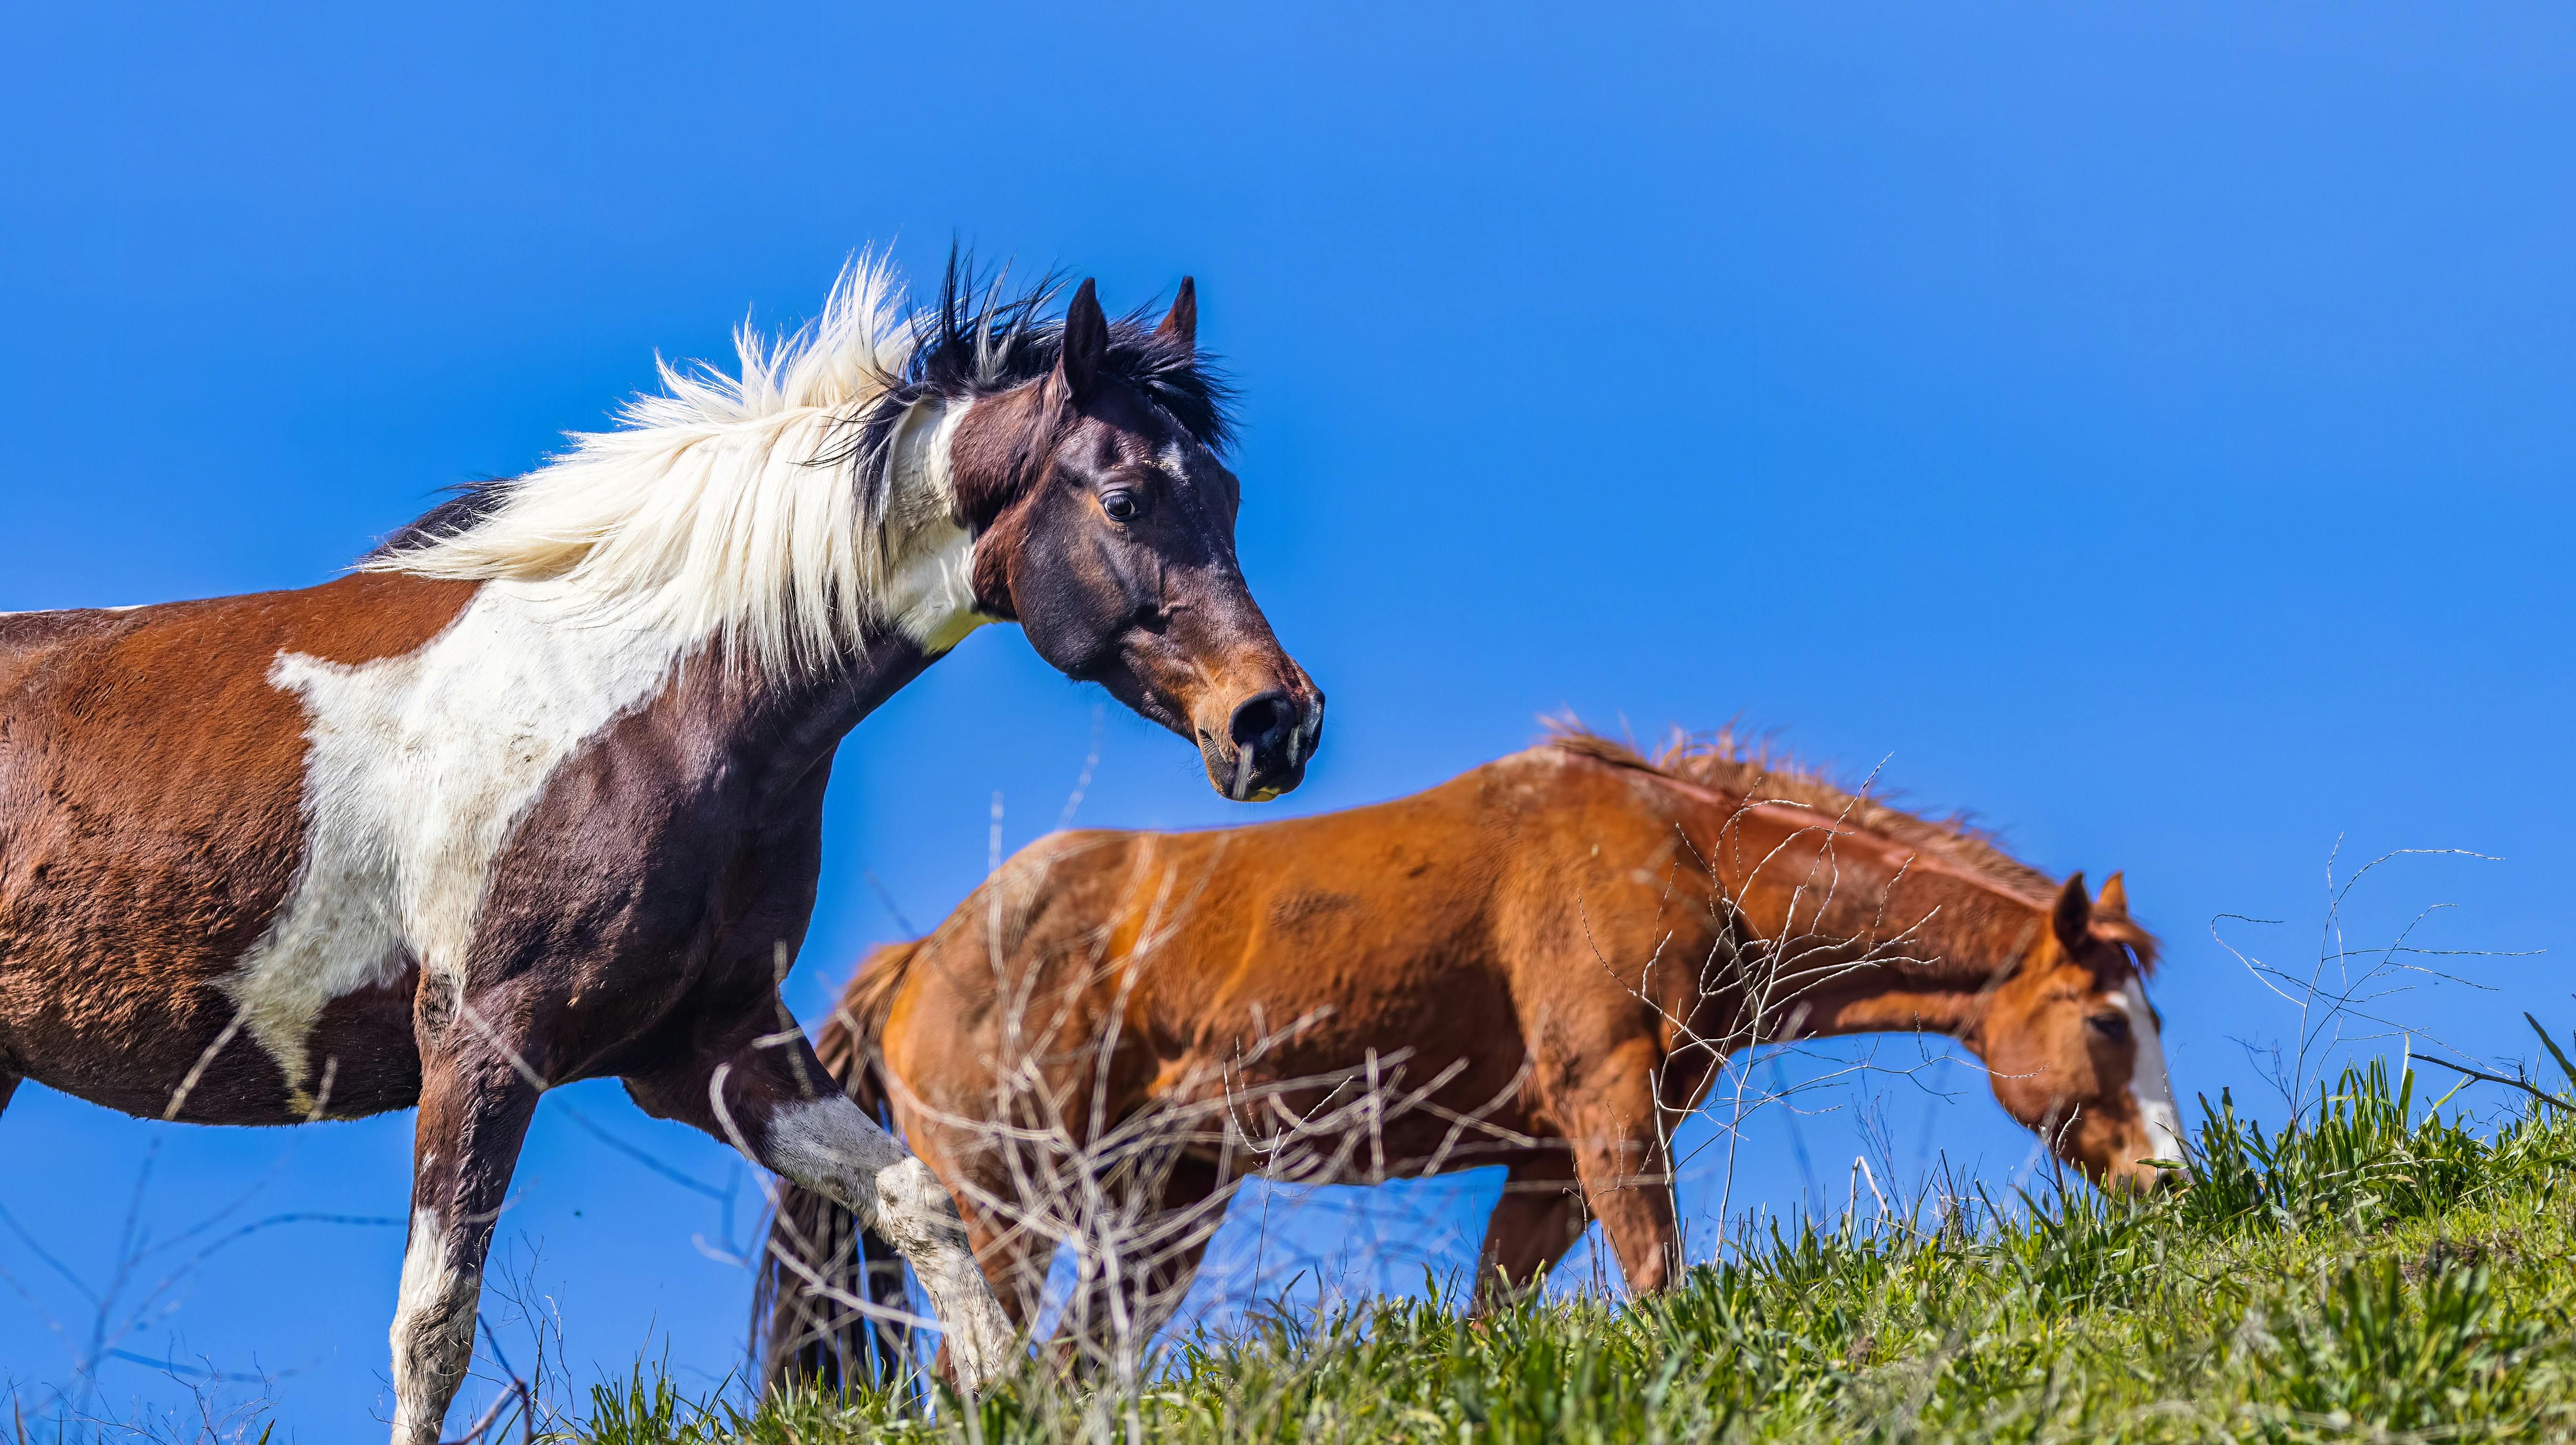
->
[2117,977,2187,1170]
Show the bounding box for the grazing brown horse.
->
[761,727,2181,1386]
[0,255,1321,1442]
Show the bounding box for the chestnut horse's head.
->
[1971,873,2186,1191]
[930,271,1321,801]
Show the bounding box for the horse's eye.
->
[1101,490,1142,523]
[2088,1011,2132,1044]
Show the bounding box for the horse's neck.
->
[465,581,945,800]
[696,629,945,792]
[1684,795,2046,1047]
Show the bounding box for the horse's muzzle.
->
[1203,688,1323,801]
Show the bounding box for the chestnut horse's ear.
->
[1055,278,1109,406]
[2053,872,2092,955]
[2094,871,2129,923]
[1154,276,1198,351]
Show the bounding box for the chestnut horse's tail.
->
[754,938,927,1395]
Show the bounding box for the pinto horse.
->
[0,256,1321,1441]
[760,727,2182,1385]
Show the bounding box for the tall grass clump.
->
[559,1061,2576,1444]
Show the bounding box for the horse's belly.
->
[0,953,424,1125]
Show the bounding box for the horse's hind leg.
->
[390,1021,543,1445]
[1054,1153,1232,1374]
[0,1073,19,1119]
[1473,1155,1585,1311]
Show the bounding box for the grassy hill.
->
[572,1059,2576,1444]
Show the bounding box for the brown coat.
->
[763,730,2182,1385]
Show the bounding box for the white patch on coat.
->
[2117,977,2187,1169]
[223,400,985,1108]
[764,1093,913,1182]
[221,583,685,1109]
[388,1206,477,1445]
[878,398,995,654]
[762,1095,1018,1390]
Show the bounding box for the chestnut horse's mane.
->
[1545,718,2053,894]
[1543,719,2158,971]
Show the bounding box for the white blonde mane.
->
[368,256,959,674]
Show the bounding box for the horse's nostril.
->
[1227,692,1293,752]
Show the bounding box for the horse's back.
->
[0,575,476,1120]
[0,604,144,698]
[893,744,1692,1021]
[876,746,1701,1144]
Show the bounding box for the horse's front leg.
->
[1473,1155,1586,1312]
[624,1020,1020,1393]
[390,993,543,1445]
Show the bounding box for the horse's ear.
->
[1154,277,1198,351]
[1055,278,1109,406]
[2094,871,2129,923]
[2052,873,2092,955]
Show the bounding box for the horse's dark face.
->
[956,280,1322,801]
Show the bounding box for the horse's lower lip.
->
[1204,752,1303,801]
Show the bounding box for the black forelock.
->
[859,249,1240,461]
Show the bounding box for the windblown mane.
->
[834,256,1236,470]
[367,251,1235,677]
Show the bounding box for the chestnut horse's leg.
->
[874,1130,1057,1387]
[1559,1042,1682,1296]
[623,1026,1018,1392]
[0,1072,18,1119]
[389,1027,543,1445]
[1054,1153,1231,1370]
[1472,1156,1585,1311]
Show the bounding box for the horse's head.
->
[943,276,1321,801]
[1972,873,2186,1192]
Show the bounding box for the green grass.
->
[568,1061,2576,1444]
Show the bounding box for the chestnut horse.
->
[760,727,2181,1386]
[0,255,1321,1441]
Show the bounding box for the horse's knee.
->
[869,1155,965,1241]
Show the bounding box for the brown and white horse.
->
[761,727,2182,1385]
[0,256,1321,1441]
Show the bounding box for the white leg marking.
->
[388,1207,478,1445]
[766,1095,1018,1391]
[2117,978,2188,1169]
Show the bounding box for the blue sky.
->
[4,2,2572,1435]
